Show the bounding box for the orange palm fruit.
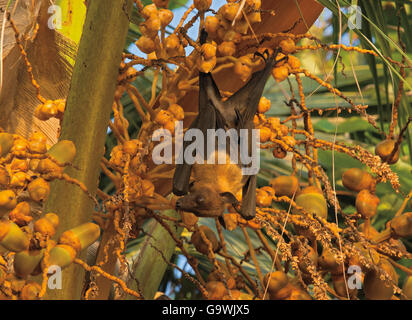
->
[0,133,14,157]
[263,271,289,297]
[0,190,17,217]
[269,175,300,198]
[20,282,41,300]
[402,275,412,300]
[222,213,238,231]
[287,55,301,69]
[0,166,10,187]
[58,223,100,254]
[198,56,217,73]
[364,259,398,300]
[342,168,374,192]
[259,126,272,143]
[0,220,29,252]
[191,225,219,255]
[279,38,296,54]
[158,9,173,27]
[194,0,212,11]
[355,190,379,219]
[201,43,217,60]
[27,178,50,202]
[256,188,272,207]
[45,244,77,269]
[153,0,169,8]
[272,66,289,82]
[13,249,45,277]
[375,139,400,164]
[205,16,219,35]
[136,36,156,54]
[332,273,358,298]
[319,247,342,274]
[217,41,236,57]
[389,212,412,238]
[294,186,328,220]
[167,104,185,121]
[206,281,228,300]
[234,56,252,82]
[258,97,271,114]
[8,201,32,226]
[182,211,199,228]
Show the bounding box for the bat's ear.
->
[220,192,239,206]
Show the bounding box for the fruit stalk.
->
[43,0,133,299]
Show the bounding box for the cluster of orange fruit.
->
[0,130,100,300]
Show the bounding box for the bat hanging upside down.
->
[173,29,284,222]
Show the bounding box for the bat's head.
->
[175,182,238,218]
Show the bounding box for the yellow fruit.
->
[201,43,217,60]
[34,218,56,237]
[13,249,44,277]
[205,16,219,35]
[20,282,41,300]
[158,9,173,27]
[272,144,287,159]
[342,168,374,192]
[390,212,412,238]
[167,104,185,121]
[279,38,296,54]
[0,190,17,217]
[141,179,155,196]
[319,248,341,274]
[45,244,77,269]
[8,202,32,226]
[191,225,219,255]
[258,97,271,114]
[403,276,412,300]
[165,34,181,52]
[259,126,272,143]
[234,56,252,82]
[27,178,50,202]
[222,3,240,21]
[272,66,289,82]
[48,140,77,164]
[194,0,212,11]
[247,12,261,24]
[136,36,156,54]
[355,189,379,219]
[206,281,228,300]
[198,56,216,73]
[364,259,398,300]
[153,0,169,8]
[58,222,101,253]
[256,189,272,207]
[263,271,289,296]
[141,4,158,19]
[217,41,236,57]
[269,175,300,198]
[182,211,199,227]
[0,166,10,187]
[0,221,29,252]
[375,139,400,164]
[294,187,328,220]
[0,133,14,157]
[154,109,173,125]
[287,55,301,69]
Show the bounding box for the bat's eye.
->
[196,195,205,205]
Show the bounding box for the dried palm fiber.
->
[0,0,77,145]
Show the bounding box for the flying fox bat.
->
[173,30,282,221]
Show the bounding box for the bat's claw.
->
[253,51,267,63]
